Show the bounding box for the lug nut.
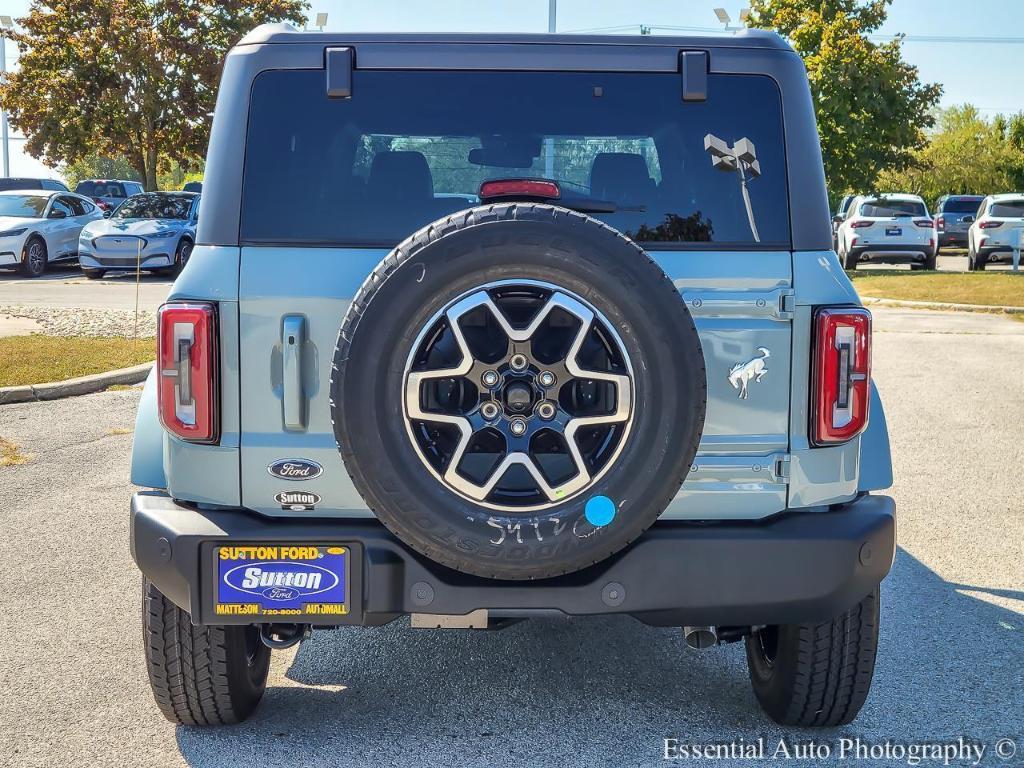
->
[481,402,500,419]
[481,370,499,387]
[509,418,527,436]
[537,402,556,420]
[509,354,528,372]
[539,371,556,387]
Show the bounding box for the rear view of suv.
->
[836,193,935,270]
[934,194,984,253]
[968,193,1024,270]
[129,26,895,729]
[74,178,145,213]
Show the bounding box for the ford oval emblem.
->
[268,459,323,481]
[262,586,300,601]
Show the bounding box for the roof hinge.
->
[326,47,353,99]
[679,51,708,102]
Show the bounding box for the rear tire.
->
[19,236,47,278]
[82,268,105,280]
[142,578,270,725]
[921,251,937,270]
[745,588,879,727]
[842,250,859,271]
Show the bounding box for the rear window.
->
[941,198,983,214]
[990,200,1024,217]
[860,199,926,217]
[241,70,790,248]
[0,178,42,191]
[76,181,128,198]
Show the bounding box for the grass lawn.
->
[848,271,1024,308]
[0,336,154,388]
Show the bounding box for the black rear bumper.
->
[130,491,895,628]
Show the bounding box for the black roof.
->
[237,24,791,52]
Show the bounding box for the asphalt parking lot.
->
[1,307,1022,768]
[0,264,171,312]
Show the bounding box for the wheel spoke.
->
[445,450,591,503]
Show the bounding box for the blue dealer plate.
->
[215,545,348,618]
[885,226,902,236]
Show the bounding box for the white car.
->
[967,193,1024,271]
[0,189,104,278]
[836,193,936,270]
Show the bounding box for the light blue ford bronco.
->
[130,24,895,727]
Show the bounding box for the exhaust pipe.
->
[683,625,718,650]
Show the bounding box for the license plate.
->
[886,226,902,236]
[215,545,349,618]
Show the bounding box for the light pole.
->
[0,15,13,178]
[548,0,556,33]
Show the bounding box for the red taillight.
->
[936,216,945,230]
[849,219,872,228]
[479,179,561,200]
[157,302,218,443]
[813,308,871,445]
[979,220,1003,229]
[913,219,933,228]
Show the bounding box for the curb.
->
[861,296,1024,314]
[0,362,153,405]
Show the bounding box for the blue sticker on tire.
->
[215,545,348,617]
[584,496,617,527]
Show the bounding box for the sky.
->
[2,0,1022,179]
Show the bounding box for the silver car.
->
[78,192,199,279]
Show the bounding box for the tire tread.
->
[142,579,254,726]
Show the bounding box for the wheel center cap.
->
[503,382,534,414]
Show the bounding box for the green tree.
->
[748,0,942,202]
[0,1,308,190]
[62,154,142,189]
[877,105,1024,206]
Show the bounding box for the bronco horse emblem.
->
[728,347,770,399]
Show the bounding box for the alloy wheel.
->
[403,280,634,512]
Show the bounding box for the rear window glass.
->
[77,181,127,198]
[990,200,1024,217]
[860,199,926,217]
[941,198,983,214]
[0,178,42,191]
[241,70,790,247]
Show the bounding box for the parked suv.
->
[74,178,145,212]
[831,192,857,249]
[836,193,935,270]
[967,193,1024,270]
[77,191,198,278]
[129,26,895,729]
[933,194,984,253]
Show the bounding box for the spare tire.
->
[331,204,706,580]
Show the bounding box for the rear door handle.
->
[282,315,306,430]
